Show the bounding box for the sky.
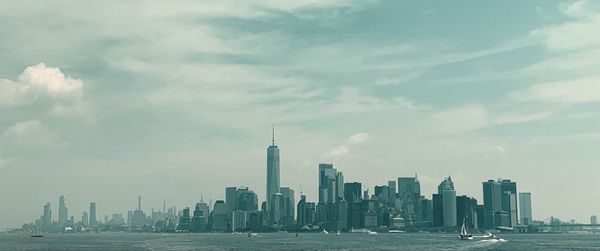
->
[1,0,600,229]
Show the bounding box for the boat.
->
[31,228,43,238]
[322,229,329,235]
[459,219,474,240]
[366,230,378,235]
[248,232,258,238]
[336,230,341,236]
[388,230,404,233]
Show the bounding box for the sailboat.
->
[459,219,473,240]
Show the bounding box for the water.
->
[1,232,599,250]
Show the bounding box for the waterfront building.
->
[456,195,478,228]
[519,192,532,225]
[500,179,518,227]
[211,200,228,232]
[483,179,504,229]
[232,210,247,231]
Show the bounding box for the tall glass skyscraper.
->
[58,195,68,227]
[89,202,97,226]
[519,192,532,225]
[266,126,280,210]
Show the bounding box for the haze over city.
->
[2,0,600,231]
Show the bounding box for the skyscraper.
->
[237,186,259,212]
[90,202,97,226]
[398,175,421,225]
[82,211,89,226]
[500,179,518,227]
[266,126,280,210]
[226,187,238,215]
[319,163,342,203]
[437,177,456,227]
[387,180,397,202]
[58,195,68,227]
[519,192,532,225]
[279,187,295,226]
[42,202,51,230]
[482,180,502,229]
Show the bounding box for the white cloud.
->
[347,132,370,145]
[532,1,600,52]
[329,144,350,157]
[510,77,600,104]
[0,63,83,106]
[430,105,488,133]
[559,1,589,18]
[3,120,59,146]
[19,63,83,99]
[494,111,554,124]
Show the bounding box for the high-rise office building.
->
[500,179,518,227]
[398,175,421,225]
[387,180,397,202]
[58,195,68,227]
[343,182,362,203]
[319,164,342,203]
[89,202,97,226]
[435,177,456,227]
[266,126,280,210]
[42,202,51,230]
[212,200,228,232]
[269,192,285,225]
[483,180,502,229]
[82,211,89,226]
[280,187,295,226]
[297,195,309,226]
[456,195,478,228]
[192,199,209,232]
[225,187,237,216]
[519,192,532,225]
[236,186,259,212]
[483,179,518,229]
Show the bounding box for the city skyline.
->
[2,0,600,230]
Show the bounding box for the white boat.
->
[248,232,258,238]
[459,219,474,240]
[336,231,341,236]
[322,229,329,235]
[388,230,404,233]
[366,230,378,235]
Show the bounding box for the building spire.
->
[272,124,275,146]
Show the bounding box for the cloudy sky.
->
[2,0,600,229]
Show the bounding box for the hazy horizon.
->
[2,0,600,230]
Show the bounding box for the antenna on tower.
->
[272,124,275,146]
